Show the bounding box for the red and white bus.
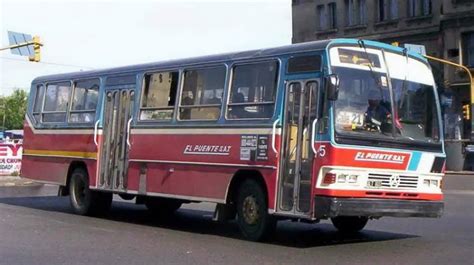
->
[22,39,444,241]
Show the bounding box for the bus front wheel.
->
[331,216,368,233]
[236,179,276,241]
[69,168,112,216]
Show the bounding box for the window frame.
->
[359,0,367,25]
[139,69,180,122]
[462,32,474,67]
[327,2,337,29]
[42,80,73,124]
[176,64,227,122]
[32,84,46,124]
[377,0,398,22]
[286,54,322,74]
[68,78,101,124]
[225,59,280,121]
[316,4,326,31]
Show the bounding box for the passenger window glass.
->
[179,66,226,120]
[43,82,71,123]
[287,55,321,74]
[32,84,45,123]
[69,79,100,123]
[140,71,179,121]
[227,61,278,119]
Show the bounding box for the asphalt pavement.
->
[0,174,473,265]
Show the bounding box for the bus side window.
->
[43,82,71,123]
[179,66,226,121]
[69,79,100,124]
[227,60,278,119]
[32,84,45,123]
[140,71,179,121]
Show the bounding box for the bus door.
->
[278,80,319,214]
[98,87,135,192]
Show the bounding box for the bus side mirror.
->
[326,74,340,101]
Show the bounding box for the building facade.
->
[292,0,474,170]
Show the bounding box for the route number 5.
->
[317,145,326,157]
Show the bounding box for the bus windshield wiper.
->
[357,39,386,101]
[398,48,410,122]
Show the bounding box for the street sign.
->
[404,43,426,56]
[7,31,34,57]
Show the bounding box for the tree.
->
[0,89,28,130]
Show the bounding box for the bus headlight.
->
[348,175,358,183]
[322,171,360,186]
[423,179,440,188]
[423,179,430,187]
[337,174,348,183]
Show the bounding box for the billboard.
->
[0,140,23,176]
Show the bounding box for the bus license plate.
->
[367,180,382,188]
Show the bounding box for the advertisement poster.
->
[0,140,23,176]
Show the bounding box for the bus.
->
[21,39,445,241]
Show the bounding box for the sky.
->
[0,0,292,96]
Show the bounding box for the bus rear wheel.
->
[69,168,112,216]
[236,179,276,241]
[331,216,368,233]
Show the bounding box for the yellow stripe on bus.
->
[23,149,97,159]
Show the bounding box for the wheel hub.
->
[242,195,259,225]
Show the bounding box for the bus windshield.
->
[330,47,440,144]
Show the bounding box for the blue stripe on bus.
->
[408,151,422,171]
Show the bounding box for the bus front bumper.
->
[314,196,444,219]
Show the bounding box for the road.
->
[0,175,473,265]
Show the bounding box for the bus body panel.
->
[21,117,99,186]
[125,131,279,207]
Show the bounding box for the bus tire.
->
[331,216,368,233]
[236,179,276,241]
[69,168,112,216]
[145,197,182,215]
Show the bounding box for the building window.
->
[345,0,356,26]
[378,0,398,22]
[316,5,326,30]
[316,3,337,30]
[227,61,278,120]
[359,0,367,24]
[408,0,432,17]
[179,66,226,121]
[463,32,474,67]
[328,3,337,29]
[69,79,100,123]
[345,0,367,26]
[140,71,179,121]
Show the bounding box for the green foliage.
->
[0,89,28,130]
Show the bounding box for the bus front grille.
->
[367,173,418,189]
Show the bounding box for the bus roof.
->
[31,38,426,83]
[33,40,333,83]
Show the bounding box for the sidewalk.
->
[0,175,41,187]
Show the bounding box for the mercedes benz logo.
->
[389,175,401,188]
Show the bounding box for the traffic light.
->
[28,36,41,62]
[462,104,470,120]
